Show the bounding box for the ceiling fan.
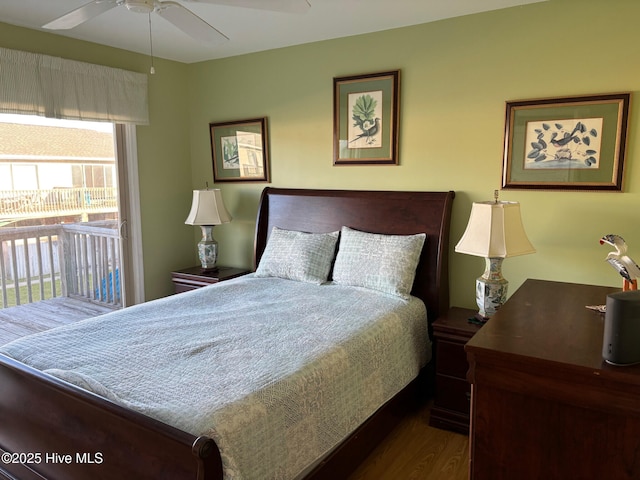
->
[42,0,312,44]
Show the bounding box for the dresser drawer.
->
[434,374,471,414]
[436,339,469,378]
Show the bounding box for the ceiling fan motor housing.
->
[125,0,155,14]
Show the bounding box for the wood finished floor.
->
[347,400,469,480]
[0,297,116,345]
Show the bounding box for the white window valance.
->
[0,47,149,125]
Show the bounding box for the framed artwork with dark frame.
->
[210,117,270,183]
[502,93,631,191]
[333,70,400,165]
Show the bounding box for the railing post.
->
[59,228,73,298]
[0,241,7,308]
[9,239,20,306]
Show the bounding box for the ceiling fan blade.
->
[193,0,311,14]
[43,0,119,30]
[156,2,229,43]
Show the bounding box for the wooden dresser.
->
[465,279,640,479]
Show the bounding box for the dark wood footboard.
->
[0,355,223,480]
[0,353,429,480]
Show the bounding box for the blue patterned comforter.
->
[0,275,429,479]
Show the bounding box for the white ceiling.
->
[1,0,546,64]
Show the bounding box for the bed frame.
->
[0,187,454,480]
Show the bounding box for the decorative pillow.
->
[255,227,339,284]
[332,226,426,299]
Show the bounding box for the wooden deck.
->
[0,297,117,345]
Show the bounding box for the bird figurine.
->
[600,234,640,291]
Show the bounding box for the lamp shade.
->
[455,201,535,258]
[185,189,232,226]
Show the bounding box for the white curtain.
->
[0,47,149,125]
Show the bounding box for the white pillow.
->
[255,227,339,284]
[333,226,426,299]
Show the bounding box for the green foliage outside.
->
[1,277,62,308]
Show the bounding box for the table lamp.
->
[185,188,231,271]
[455,191,535,322]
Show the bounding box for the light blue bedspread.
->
[0,275,429,479]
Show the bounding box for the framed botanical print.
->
[333,70,400,165]
[502,93,630,191]
[210,117,270,182]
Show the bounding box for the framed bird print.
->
[210,117,270,182]
[502,93,630,191]
[333,70,400,165]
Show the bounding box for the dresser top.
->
[465,279,640,380]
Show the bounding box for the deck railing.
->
[0,187,118,220]
[0,222,121,309]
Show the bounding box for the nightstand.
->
[170,265,250,294]
[429,306,482,434]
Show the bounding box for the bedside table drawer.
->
[436,339,469,378]
[434,374,471,414]
[171,266,250,295]
[429,307,480,433]
[174,283,199,294]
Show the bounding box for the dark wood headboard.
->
[254,188,455,322]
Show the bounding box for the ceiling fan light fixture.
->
[125,0,155,14]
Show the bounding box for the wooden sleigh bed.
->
[0,187,454,480]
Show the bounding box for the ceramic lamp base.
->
[475,257,508,321]
[197,225,219,272]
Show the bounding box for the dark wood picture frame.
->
[210,117,270,183]
[333,70,400,166]
[502,93,630,191]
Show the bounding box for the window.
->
[0,48,147,309]
[0,114,125,309]
[0,113,117,225]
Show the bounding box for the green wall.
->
[3,0,640,306]
[188,0,640,309]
